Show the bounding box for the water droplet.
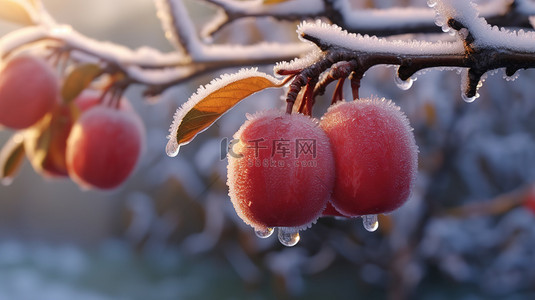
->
[166,139,179,157]
[394,75,414,90]
[427,0,437,7]
[255,227,274,238]
[462,92,479,103]
[278,227,300,247]
[362,215,379,232]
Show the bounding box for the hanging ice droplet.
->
[427,0,437,8]
[278,227,300,247]
[362,215,379,232]
[462,92,479,103]
[166,139,180,157]
[255,227,274,238]
[394,75,414,90]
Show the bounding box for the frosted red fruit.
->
[227,110,335,233]
[0,55,59,129]
[320,98,418,216]
[66,101,145,190]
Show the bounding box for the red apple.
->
[66,99,144,190]
[320,98,418,216]
[0,54,59,129]
[227,110,334,245]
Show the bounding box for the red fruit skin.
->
[320,98,418,216]
[0,55,59,129]
[227,110,335,231]
[66,105,145,190]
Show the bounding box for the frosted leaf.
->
[278,227,300,247]
[255,227,274,239]
[362,215,379,232]
[166,68,284,157]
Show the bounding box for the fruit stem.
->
[349,71,363,100]
[331,77,345,104]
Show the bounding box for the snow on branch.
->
[202,0,525,38]
[278,0,535,109]
[0,0,310,95]
[2,0,535,99]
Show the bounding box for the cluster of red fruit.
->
[227,98,418,246]
[0,54,145,190]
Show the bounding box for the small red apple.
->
[320,98,418,217]
[227,110,334,245]
[66,98,144,190]
[0,54,59,129]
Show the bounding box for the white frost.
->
[435,0,535,52]
[0,26,47,58]
[274,47,323,74]
[298,20,465,55]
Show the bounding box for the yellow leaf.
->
[0,0,34,25]
[166,69,285,157]
[0,132,25,185]
[61,63,103,103]
[263,0,292,4]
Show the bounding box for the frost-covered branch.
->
[0,0,310,96]
[202,0,527,38]
[278,0,535,113]
[3,0,535,99]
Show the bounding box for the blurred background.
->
[1,0,535,299]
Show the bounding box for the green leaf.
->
[166,69,285,157]
[61,63,102,104]
[0,0,34,25]
[0,133,25,185]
